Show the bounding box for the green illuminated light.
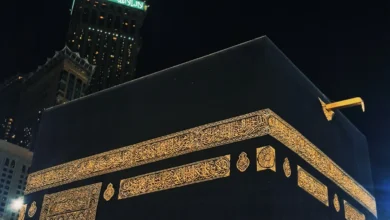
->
[107,0,145,10]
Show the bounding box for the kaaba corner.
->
[22,36,376,220]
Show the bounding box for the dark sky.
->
[2,0,390,218]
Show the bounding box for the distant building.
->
[0,47,95,150]
[0,140,32,220]
[0,75,25,144]
[67,0,148,93]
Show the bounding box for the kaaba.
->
[22,36,376,220]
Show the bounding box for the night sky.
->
[2,0,390,218]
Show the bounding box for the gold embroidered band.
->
[25,109,377,217]
[344,200,366,220]
[297,166,329,206]
[39,183,102,220]
[118,155,230,199]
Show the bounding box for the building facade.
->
[0,76,25,144]
[14,46,96,150]
[0,140,32,220]
[0,47,95,150]
[67,0,148,93]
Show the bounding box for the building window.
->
[91,10,97,25]
[6,181,10,184]
[60,70,69,82]
[7,175,11,179]
[130,20,136,35]
[8,170,13,174]
[17,185,21,189]
[74,79,82,99]
[21,166,26,173]
[18,180,22,184]
[20,175,24,179]
[3,192,7,195]
[2,169,6,172]
[0,180,3,183]
[98,12,105,27]
[4,159,9,167]
[66,74,76,100]
[82,8,90,23]
[107,14,113,28]
[5,186,9,190]
[10,160,15,168]
[1,174,5,178]
[114,16,121,29]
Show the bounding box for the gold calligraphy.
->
[334,194,340,212]
[297,166,329,206]
[283,158,291,178]
[18,204,27,220]
[256,146,276,172]
[26,109,377,217]
[103,183,115,201]
[39,183,102,220]
[119,155,230,199]
[344,200,365,220]
[236,152,250,172]
[28,201,37,218]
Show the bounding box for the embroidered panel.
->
[18,204,27,220]
[26,109,376,217]
[28,201,37,218]
[344,200,366,220]
[118,155,230,199]
[283,158,291,178]
[103,183,115,201]
[297,166,329,206]
[39,183,102,220]
[256,146,276,172]
[236,152,250,172]
[334,194,340,212]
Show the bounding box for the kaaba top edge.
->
[45,36,364,138]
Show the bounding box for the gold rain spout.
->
[319,97,365,121]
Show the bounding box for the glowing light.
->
[10,197,24,211]
[107,0,145,10]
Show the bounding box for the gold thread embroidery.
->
[25,109,377,217]
[18,204,27,220]
[344,200,365,220]
[334,194,340,212]
[297,166,329,206]
[39,183,102,220]
[236,152,250,172]
[268,114,376,216]
[103,183,115,201]
[283,158,291,178]
[256,146,276,172]
[119,155,230,199]
[28,201,37,218]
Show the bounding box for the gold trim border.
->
[118,155,230,199]
[25,109,377,217]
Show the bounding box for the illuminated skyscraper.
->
[67,0,148,93]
